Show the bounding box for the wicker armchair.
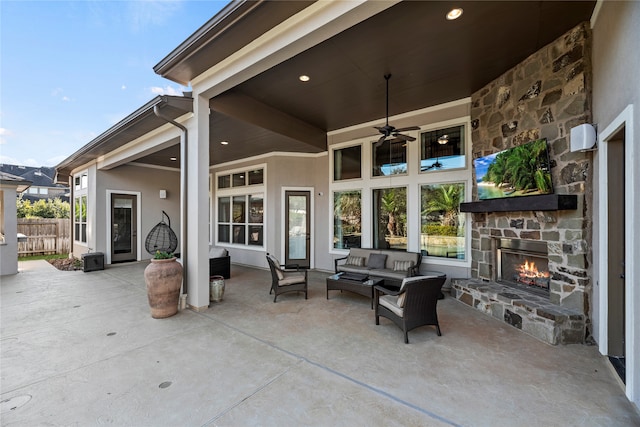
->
[374,275,446,343]
[266,253,308,303]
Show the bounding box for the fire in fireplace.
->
[496,238,550,295]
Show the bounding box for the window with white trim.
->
[329,118,471,265]
[216,166,265,247]
[73,172,88,243]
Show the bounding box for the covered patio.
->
[1,261,637,425]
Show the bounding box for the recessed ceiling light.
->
[220,141,229,145]
[446,8,463,20]
[170,157,177,161]
[299,75,310,82]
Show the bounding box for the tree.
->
[423,185,462,227]
[16,196,70,218]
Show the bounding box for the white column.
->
[0,186,19,275]
[185,94,211,310]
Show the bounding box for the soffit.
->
[55,96,192,181]
[137,1,595,169]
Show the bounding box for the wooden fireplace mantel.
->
[460,194,577,213]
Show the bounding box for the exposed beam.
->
[210,92,326,150]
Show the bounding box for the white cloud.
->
[150,85,184,96]
[62,96,71,102]
[121,85,127,90]
[0,128,11,145]
[51,88,63,97]
[0,154,39,167]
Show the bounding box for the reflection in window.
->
[74,195,87,243]
[249,195,263,223]
[217,197,231,243]
[372,138,407,176]
[232,196,246,223]
[333,145,361,180]
[248,169,264,185]
[333,190,361,249]
[218,197,230,222]
[217,194,264,247]
[420,183,465,259]
[372,187,407,250]
[420,125,465,172]
[218,175,231,189]
[232,173,245,187]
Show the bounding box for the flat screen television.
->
[474,138,553,200]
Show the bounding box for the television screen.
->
[474,138,553,200]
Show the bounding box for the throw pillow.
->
[346,255,365,266]
[367,253,387,269]
[393,260,414,272]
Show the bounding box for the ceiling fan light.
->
[438,135,449,145]
[446,8,463,20]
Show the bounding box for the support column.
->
[185,94,210,310]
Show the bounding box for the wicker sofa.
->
[334,248,421,282]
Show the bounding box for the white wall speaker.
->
[159,189,167,199]
[570,123,597,152]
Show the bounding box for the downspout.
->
[154,103,188,297]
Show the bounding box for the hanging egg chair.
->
[145,211,178,255]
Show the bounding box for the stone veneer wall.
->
[468,23,593,320]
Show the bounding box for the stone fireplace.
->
[450,23,593,345]
[495,238,550,296]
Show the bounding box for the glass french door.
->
[285,191,311,268]
[111,194,137,263]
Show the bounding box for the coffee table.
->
[326,273,384,309]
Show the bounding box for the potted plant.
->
[144,250,183,318]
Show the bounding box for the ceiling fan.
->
[421,159,443,171]
[374,74,420,144]
[421,134,449,171]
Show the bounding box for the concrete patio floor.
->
[1,260,638,426]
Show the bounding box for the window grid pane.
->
[372,187,407,250]
[334,145,362,180]
[333,190,361,249]
[372,139,407,176]
[420,183,466,259]
[420,125,465,172]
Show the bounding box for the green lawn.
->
[18,253,69,261]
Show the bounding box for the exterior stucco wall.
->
[210,153,330,271]
[95,165,181,261]
[0,185,19,275]
[591,0,640,409]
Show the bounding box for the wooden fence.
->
[17,218,71,256]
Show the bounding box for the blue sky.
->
[0,0,226,167]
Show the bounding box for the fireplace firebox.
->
[495,238,550,296]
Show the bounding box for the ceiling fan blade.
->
[393,133,416,142]
[394,126,421,132]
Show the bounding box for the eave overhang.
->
[153,0,314,85]
[0,172,32,193]
[54,95,192,184]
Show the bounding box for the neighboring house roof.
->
[0,171,32,193]
[0,165,63,190]
[54,95,193,183]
